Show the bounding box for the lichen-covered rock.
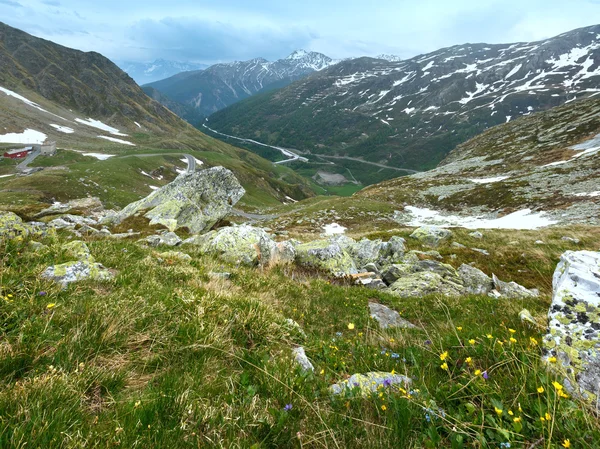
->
[543,251,600,402]
[348,238,387,268]
[184,225,274,266]
[459,264,493,295]
[35,197,104,218]
[330,372,412,396]
[492,274,538,299]
[369,302,417,329]
[409,226,453,247]
[386,236,407,262]
[469,231,484,239]
[388,272,465,298]
[382,264,416,285]
[382,260,458,286]
[260,239,296,267]
[104,167,245,233]
[155,251,192,263]
[292,347,314,372]
[41,260,113,286]
[0,211,31,240]
[295,239,357,276]
[63,241,94,262]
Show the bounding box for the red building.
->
[3,147,32,159]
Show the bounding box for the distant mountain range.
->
[144,50,335,122]
[207,24,600,171]
[117,59,208,85]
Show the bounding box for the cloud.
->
[128,16,316,62]
[0,0,22,7]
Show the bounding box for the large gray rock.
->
[459,264,493,295]
[63,241,94,262]
[388,271,465,298]
[292,347,314,373]
[295,238,358,276]
[409,226,453,247]
[382,260,459,286]
[142,232,182,247]
[104,167,245,233]
[369,302,418,329]
[331,372,412,396]
[184,225,288,266]
[0,211,31,240]
[543,251,600,403]
[35,197,104,218]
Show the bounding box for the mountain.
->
[117,59,208,85]
[0,22,316,209]
[208,25,600,174]
[376,54,403,62]
[145,50,335,121]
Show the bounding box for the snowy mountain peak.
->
[376,54,403,62]
[287,49,309,60]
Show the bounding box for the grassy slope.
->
[1,226,600,448]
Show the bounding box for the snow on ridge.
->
[81,152,115,160]
[50,124,74,134]
[97,136,135,146]
[0,86,69,122]
[468,175,510,184]
[0,129,47,144]
[573,191,600,197]
[323,223,347,235]
[76,118,128,136]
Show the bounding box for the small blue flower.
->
[381,349,387,355]
[284,404,292,411]
[38,291,47,296]
[499,443,511,448]
[424,340,432,346]
[335,332,343,337]
[391,353,400,359]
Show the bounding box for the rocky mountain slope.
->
[117,59,208,85]
[208,24,600,172]
[145,50,334,121]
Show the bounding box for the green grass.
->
[1,226,600,448]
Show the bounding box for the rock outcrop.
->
[330,372,412,396]
[369,302,417,329]
[543,251,600,402]
[0,211,31,240]
[409,226,453,247]
[104,167,245,233]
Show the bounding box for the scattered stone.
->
[330,372,412,396]
[155,251,192,263]
[543,251,600,402]
[452,242,467,249]
[469,231,484,239]
[361,278,387,290]
[48,218,75,230]
[535,240,545,245]
[103,166,245,233]
[106,232,141,240]
[208,272,231,280]
[42,260,113,287]
[364,263,381,275]
[284,319,307,338]
[492,274,538,299]
[143,232,182,247]
[369,302,417,329]
[409,226,453,247]
[292,347,314,372]
[382,264,414,285]
[471,248,490,256]
[459,264,493,295]
[562,236,581,244]
[35,197,104,218]
[260,239,296,268]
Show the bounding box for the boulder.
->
[469,231,483,239]
[562,236,581,244]
[330,372,412,396]
[369,302,417,329]
[0,211,31,240]
[382,264,415,285]
[41,260,113,287]
[260,239,296,268]
[35,197,104,218]
[492,274,538,299]
[295,238,357,276]
[63,241,94,262]
[104,167,245,234]
[543,251,600,402]
[382,260,459,286]
[388,272,465,298]
[154,251,192,263]
[409,226,453,247]
[459,264,493,295]
[142,232,182,247]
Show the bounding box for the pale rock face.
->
[63,240,94,262]
[41,260,113,286]
[35,197,104,218]
[388,271,465,298]
[410,226,453,247]
[0,211,31,240]
[295,238,358,276]
[492,274,538,299]
[330,372,412,396]
[543,251,600,402]
[142,232,182,247]
[105,167,245,234]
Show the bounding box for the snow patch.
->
[0,129,47,144]
[76,118,128,136]
[468,176,510,184]
[403,206,557,230]
[574,191,600,198]
[323,223,347,235]
[50,124,74,134]
[97,136,135,146]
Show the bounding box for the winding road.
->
[118,152,198,173]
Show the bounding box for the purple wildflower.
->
[38,291,47,296]
[482,370,489,379]
[383,378,392,387]
[284,404,292,411]
[424,340,432,346]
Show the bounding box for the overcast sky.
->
[1,0,600,64]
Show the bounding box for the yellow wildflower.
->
[440,362,448,370]
[559,391,569,399]
[347,323,355,330]
[487,334,493,339]
[46,303,56,309]
[530,337,538,346]
[440,351,448,361]
[508,328,516,334]
[320,369,325,375]
[552,381,564,391]
[537,386,545,393]
[494,406,503,416]
[548,356,557,363]
[465,357,473,365]
[457,326,463,331]
[510,337,517,343]
[513,417,521,423]
[508,410,514,416]
[545,412,551,421]
[474,369,482,376]
[562,439,571,448]
[381,405,387,411]
[469,339,476,345]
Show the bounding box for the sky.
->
[1,0,600,64]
